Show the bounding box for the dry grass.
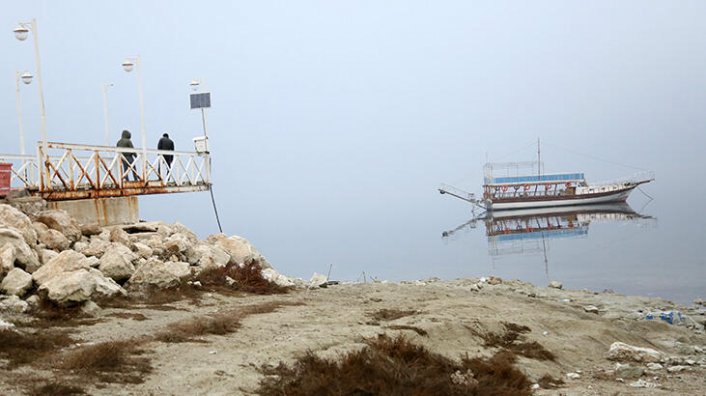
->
[155,301,301,343]
[369,308,418,322]
[196,260,291,295]
[107,312,148,321]
[537,374,564,389]
[468,322,555,361]
[256,334,532,396]
[56,339,151,384]
[102,284,201,309]
[28,381,86,396]
[0,328,75,368]
[23,300,102,328]
[386,324,429,336]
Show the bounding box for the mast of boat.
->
[537,137,541,178]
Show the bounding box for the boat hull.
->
[487,186,635,211]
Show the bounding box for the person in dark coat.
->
[157,133,175,179]
[116,129,139,181]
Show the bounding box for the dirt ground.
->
[1,278,705,395]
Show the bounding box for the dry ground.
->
[0,279,704,395]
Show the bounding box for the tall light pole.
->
[15,71,33,156]
[14,19,48,187]
[101,83,114,146]
[122,56,147,179]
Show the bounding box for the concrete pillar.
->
[48,196,139,226]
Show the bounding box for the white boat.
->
[481,162,653,210]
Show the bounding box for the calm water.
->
[143,172,705,306]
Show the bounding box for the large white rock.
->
[128,258,191,288]
[0,227,40,272]
[206,234,272,269]
[261,268,295,287]
[109,227,132,247]
[1,268,33,296]
[132,242,154,259]
[38,248,59,265]
[32,250,94,286]
[32,222,70,251]
[0,245,15,274]
[171,223,199,244]
[0,204,38,246]
[0,295,29,313]
[164,233,190,255]
[38,268,125,306]
[35,209,82,242]
[79,236,113,258]
[99,245,138,282]
[187,243,230,270]
[607,342,664,363]
[0,318,15,330]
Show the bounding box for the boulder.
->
[0,227,40,272]
[128,258,191,288]
[1,268,33,296]
[35,209,82,242]
[80,236,113,258]
[109,227,131,247]
[614,363,645,379]
[80,223,102,237]
[0,245,15,274]
[0,318,15,330]
[38,268,125,306]
[0,204,38,245]
[193,244,230,271]
[132,242,154,259]
[171,223,199,244]
[548,281,563,289]
[38,248,59,265]
[32,250,94,286]
[32,222,71,251]
[164,233,190,255]
[261,268,295,287]
[607,342,664,363]
[0,295,29,313]
[207,234,272,269]
[99,245,138,282]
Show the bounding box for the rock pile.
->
[0,201,294,309]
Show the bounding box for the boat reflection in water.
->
[443,202,654,258]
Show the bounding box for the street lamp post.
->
[101,83,114,146]
[15,71,33,156]
[14,18,48,187]
[122,56,147,180]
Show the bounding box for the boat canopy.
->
[488,173,585,186]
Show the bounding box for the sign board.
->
[190,92,211,109]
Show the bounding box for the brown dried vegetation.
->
[196,260,291,295]
[468,322,555,361]
[537,374,565,389]
[56,339,152,384]
[0,328,74,368]
[369,308,418,322]
[28,381,86,396]
[155,301,301,343]
[386,324,429,336]
[257,334,532,396]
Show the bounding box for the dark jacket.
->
[157,136,175,151]
[117,130,136,160]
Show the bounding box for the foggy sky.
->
[3,1,706,281]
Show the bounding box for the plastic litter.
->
[645,310,683,325]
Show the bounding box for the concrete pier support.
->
[48,196,139,226]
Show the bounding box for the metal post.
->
[200,107,208,137]
[101,83,113,146]
[135,56,147,181]
[15,72,26,156]
[30,19,48,189]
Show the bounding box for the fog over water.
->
[2,2,705,303]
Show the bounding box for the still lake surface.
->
[145,166,705,306]
[256,186,704,306]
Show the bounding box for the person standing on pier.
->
[117,129,139,181]
[157,133,175,179]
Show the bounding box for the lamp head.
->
[122,59,135,72]
[13,25,29,41]
[20,71,33,85]
[189,80,200,91]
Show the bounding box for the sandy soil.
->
[1,278,705,395]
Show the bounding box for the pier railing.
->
[1,142,211,200]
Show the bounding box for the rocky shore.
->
[0,197,704,395]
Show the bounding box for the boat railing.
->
[589,171,655,188]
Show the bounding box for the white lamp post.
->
[15,71,33,156]
[14,19,48,186]
[122,56,147,179]
[101,83,114,146]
